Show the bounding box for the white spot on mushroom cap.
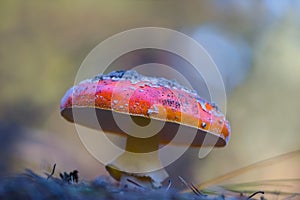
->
[147,105,159,115]
[89,70,198,93]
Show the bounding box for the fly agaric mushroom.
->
[60,70,230,188]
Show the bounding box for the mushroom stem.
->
[106,134,169,188]
[125,134,159,153]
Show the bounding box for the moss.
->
[0,169,233,200]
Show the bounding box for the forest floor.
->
[0,168,264,200]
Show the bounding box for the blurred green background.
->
[0,0,299,191]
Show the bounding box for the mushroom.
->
[60,70,230,188]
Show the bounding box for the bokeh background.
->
[1,0,300,194]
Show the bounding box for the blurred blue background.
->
[0,0,299,192]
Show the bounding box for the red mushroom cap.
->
[60,70,230,147]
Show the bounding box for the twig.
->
[178,176,205,197]
[46,163,56,180]
[126,178,145,189]
[247,191,264,199]
[166,180,171,191]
